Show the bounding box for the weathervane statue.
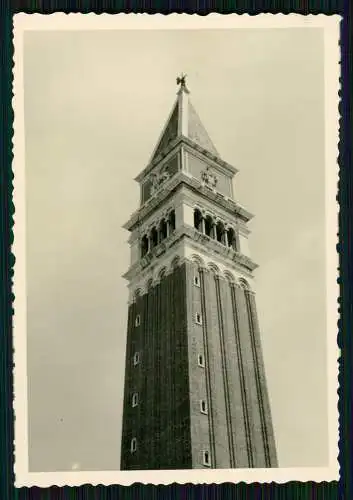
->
[176,73,189,93]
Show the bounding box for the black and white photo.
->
[12,13,340,486]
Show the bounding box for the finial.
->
[176,73,189,93]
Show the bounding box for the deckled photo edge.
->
[13,12,342,31]
[12,13,341,487]
[12,14,30,484]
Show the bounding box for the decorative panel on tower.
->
[121,75,278,471]
[141,152,180,204]
[187,152,233,198]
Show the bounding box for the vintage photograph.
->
[12,14,340,486]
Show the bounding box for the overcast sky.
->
[23,26,327,472]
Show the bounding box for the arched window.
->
[168,210,176,233]
[141,235,149,257]
[194,209,203,232]
[159,218,168,241]
[204,215,214,238]
[216,221,225,243]
[150,227,158,248]
[227,227,236,250]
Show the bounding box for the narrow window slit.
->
[203,450,211,467]
[195,313,202,325]
[132,392,139,407]
[130,438,137,453]
[200,399,208,414]
[133,352,140,366]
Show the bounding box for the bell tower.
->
[120,76,278,470]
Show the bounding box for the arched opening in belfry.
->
[205,215,214,238]
[150,227,158,248]
[171,256,180,270]
[227,227,236,250]
[224,271,235,283]
[168,210,176,233]
[191,254,205,269]
[141,235,149,257]
[158,267,167,280]
[208,262,220,275]
[194,209,203,232]
[216,221,225,243]
[239,278,250,291]
[159,218,168,241]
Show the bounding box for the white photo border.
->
[12,12,340,487]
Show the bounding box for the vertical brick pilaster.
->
[230,283,253,467]
[246,291,278,467]
[164,273,174,468]
[199,266,215,467]
[220,280,249,467]
[202,269,230,468]
[121,296,147,470]
[158,278,166,466]
[233,285,265,467]
[120,303,134,470]
[154,283,162,468]
[215,275,235,468]
[122,265,192,471]
[168,273,175,467]
[144,285,155,469]
[134,294,146,469]
[175,264,192,468]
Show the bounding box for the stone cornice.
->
[134,135,237,184]
[185,226,257,273]
[182,138,238,176]
[238,220,251,236]
[122,232,180,282]
[123,171,253,232]
[122,224,257,281]
[127,261,255,305]
[182,192,241,231]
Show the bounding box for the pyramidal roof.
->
[148,81,219,165]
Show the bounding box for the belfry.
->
[120,77,278,470]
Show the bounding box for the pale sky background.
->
[24,27,327,472]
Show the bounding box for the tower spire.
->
[177,73,189,136]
